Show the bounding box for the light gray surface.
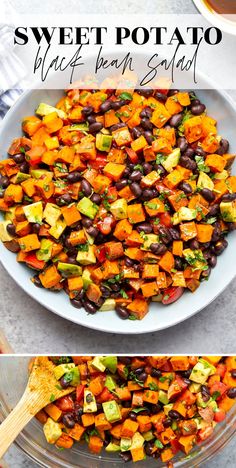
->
[2,0,236,467]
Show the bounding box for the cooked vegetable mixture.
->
[36,356,236,465]
[0,88,235,319]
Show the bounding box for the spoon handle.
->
[0,392,33,458]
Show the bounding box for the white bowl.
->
[0,84,236,334]
[193,0,236,36]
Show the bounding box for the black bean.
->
[177,137,188,153]
[181,369,192,378]
[168,89,179,97]
[84,300,98,314]
[227,222,236,231]
[208,204,220,216]
[70,298,83,309]
[143,162,153,175]
[32,223,41,234]
[169,113,183,127]
[56,193,73,206]
[130,170,142,182]
[136,88,153,98]
[101,287,110,298]
[74,404,83,421]
[201,385,211,402]
[81,179,92,197]
[138,372,147,382]
[214,239,228,255]
[82,105,94,116]
[201,267,211,280]
[115,179,127,191]
[115,305,130,320]
[151,368,162,378]
[158,226,172,244]
[66,171,81,183]
[67,256,78,265]
[89,122,103,134]
[227,387,236,399]
[151,403,162,414]
[191,98,200,105]
[136,222,152,234]
[163,418,172,428]
[216,138,229,155]
[123,167,130,178]
[125,257,135,267]
[130,182,142,197]
[144,131,154,145]
[110,100,125,110]
[62,413,75,429]
[191,103,206,115]
[179,156,197,171]
[119,356,132,365]
[86,226,99,238]
[208,254,217,268]
[129,412,137,421]
[87,115,96,124]
[178,182,192,195]
[6,224,16,236]
[19,162,29,173]
[183,378,191,386]
[100,100,112,113]
[231,370,236,379]
[169,410,183,420]
[140,107,152,118]
[119,452,132,463]
[168,227,180,241]
[110,122,126,132]
[183,147,195,159]
[144,441,155,457]
[150,243,167,255]
[222,193,236,202]
[33,275,43,288]
[142,189,154,201]
[60,375,71,389]
[141,118,153,131]
[132,126,143,139]
[12,153,25,164]
[201,188,215,203]
[195,146,206,158]
[154,91,167,102]
[175,257,183,271]
[111,283,120,292]
[90,193,101,204]
[82,217,93,228]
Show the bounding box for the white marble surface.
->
[2,0,236,467]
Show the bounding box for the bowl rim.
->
[192,0,236,36]
[0,64,236,335]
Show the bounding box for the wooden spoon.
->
[0,356,74,458]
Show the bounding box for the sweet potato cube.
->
[142,264,159,279]
[131,135,147,152]
[61,204,81,226]
[170,356,190,371]
[4,184,23,204]
[95,413,112,431]
[18,233,41,252]
[180,222,197,241]
[102,259,120,279]
[161,447,175,462]
[156,272,167,289]
[151,103,171,128]
[103,162,126,182]
[143,390,159,404]
[114,219,132,241]
[121,419,139,438]
[172,240,183,257]
[39,264,62,288]
[81,414,95,427]
[141,281,159,298]
[159,251,175,273]
[137,415,152,433]
[131,446,145,462]
[127,298,148,319]
[179,435,196,454]
[86,283,102,304]
[164,170,184,189]
[68,276,83,297]
[205,154,226,173]
[144,198,165,217]
[172,272,186,288]
[68,423,85,441]
[106,241,124,259]
[196,224,214,243]
[127,204,145,224]
[112,126,132,146]
[88,435,103,454]
[56,433,74,449]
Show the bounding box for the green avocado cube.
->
[69,123,89,131]
[77,245,96,265]
[83,389,97,413]
[120,437,132,452]
[53,363,75,381]
[99,298,116,311]
[15,172,31,183]
[43,418,62,444]
[220,201,236,222]
[57,262,82,278]
[197,171,214,191]
[162,148,180,173]
[190,359,216,384]
[69,367,81,386]
[0,221,14,242]
[4,207,16,222]
[77,197,99,219]
[43,203,61,226]
[105,442,121,452]
[110,198,127,220]
[141,234,159,251]
[49,219,66,240]
[96,133,112,152]
[36,102,66,119]
[173,207,197,225]
[105,375,117,391]
[103,400,122,423]
[82,268,92,289]
[36,239,53,261]
[158,390,169,405]
[143,430,155,441]
[23,201,43,224]
[130,432,145,450]
[91,356,106,372]
[101,356,118,374]
[30,169,53,180]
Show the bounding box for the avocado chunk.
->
[141,234,159,251]
[77,197,99,219]
[163,403,174,416]
[130,432,145,450]
[105,442,121,452]
[36,102,66,119]
[110,198,128,220]
[49,219,67,239]
[23,201,43,224]
[82,268,92,289]
[4,207,16,222]
[53,363,75,381]
[105,375,117,391]
[190,359,216,384]
[162,148,180,173]
[15,172,31,183]
[83,389,97,413]
[76,245,96,265]
[158,390,169,405]
[101,356,118,374]
[172,207,197,225]
[91,356,106,372]
[0,221,14,242]
[102,400,122,423]
[69,123,89,131]
[189,382,201,394]
[143,430,155,441]
[36,238,53,261]
[120,437,132,452]
[220,201,236,222]
[43,203,61,226]
[66,367,80,386]
[43,418,62,444]
[57,262,82,278]
[197,171,214,191]
[96,133,112,152]
[31,169,53,180]
[99,298,116,311]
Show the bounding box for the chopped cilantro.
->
[119,92,133,101]
[128,314,137,321]
[50,394,56,402]
[77,243,89,252]
[205,217,217,224]
[19,146,26,154]
[212,391,221,401]
[131,407,149,414]
[149,382,158,391]
[120,289,129,299]
[195,155,210,173]
[155,439,164,449]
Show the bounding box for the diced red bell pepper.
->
[162,287,184,305]
[216,363,226,378]
[96,387,116,403]
[159,212,172,227]
[126,147,138,163]
[76,384,85,402]
[214,409,226,423]
[106,186,118,203]
[25,253,45,270]
[96,246,106,263]
[170,439,181,454]
[154,421,165,434]
[90,154,107,170]
[180,389,196,406]
[97,216,115,235]
[209,381,228,399]
[56,395,74,412]
[160,361,173,372]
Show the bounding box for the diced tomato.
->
[97,216,115,235]
[162,287,184,305]
[170,439,181,454]
[126,147,138,163]
[198,426,214,441]
[90,155,107,170]
[209,381,228,398]
[106,186,118,203]
[214,409,226,423]
[76,384,85,402]
[161,361,173,372]
[180,389,196,406]
[25,253,45,270]
[154,421,165,433]
[216,363,226,378]
[175,374,188,391]
[56,395,74,412]
[96,246,106,263]
[158,212,172,227]
[96,387,116,403]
